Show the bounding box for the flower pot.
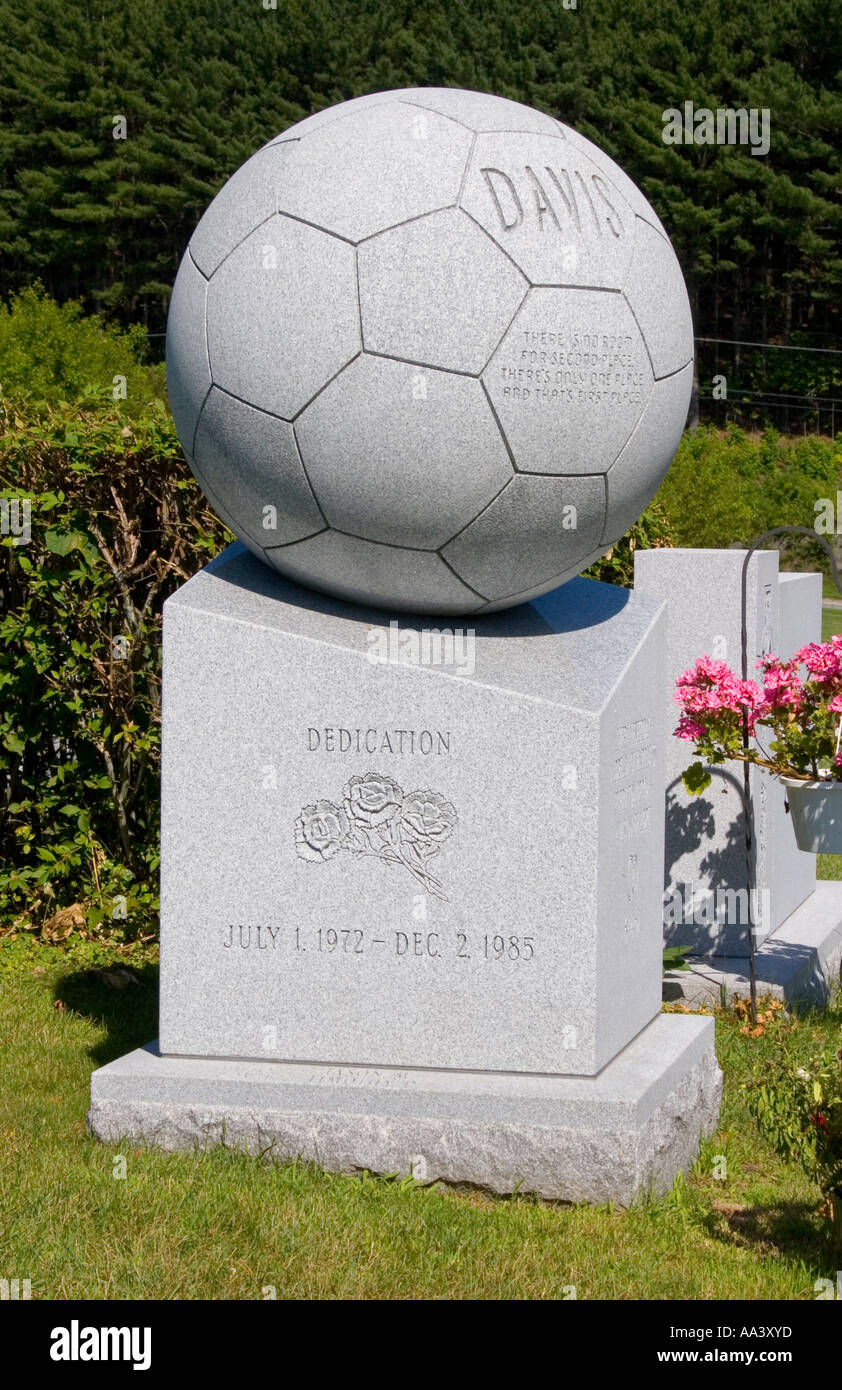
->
[780,776,842,854]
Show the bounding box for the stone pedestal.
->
[89,544,720,1203]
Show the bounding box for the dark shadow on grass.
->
[709,1196,840,1266]
[53,962,158,1067]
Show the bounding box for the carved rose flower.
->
[343,772,403,828]
[399,790,457,846]
[294,800,350,862]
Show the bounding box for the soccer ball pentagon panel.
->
[166,87,693,616]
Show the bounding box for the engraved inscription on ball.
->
[167,87,694,615]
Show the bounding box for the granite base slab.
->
[663,880,842,1008]
[88,1014,720,1207]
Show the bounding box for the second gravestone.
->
[635,547,821,955]
[89,87,721,1203]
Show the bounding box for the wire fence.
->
[696,337,842,436]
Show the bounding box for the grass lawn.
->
[821,604,842,642]
[1,934,840,1301]
[804,572,842,640]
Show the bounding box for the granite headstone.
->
[89,89,720,1203]
[634,548,820,955]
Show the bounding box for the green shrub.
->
[0,396,229,938]
[0,285,166,413]
[583,500,674,587]
[747,1042,842,1202]
[655,425,761,549]
[654,424,842,564]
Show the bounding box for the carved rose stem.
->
[348,841,449,901]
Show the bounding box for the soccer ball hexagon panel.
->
[166,86,693,616]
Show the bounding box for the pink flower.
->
[675,715,707,742]
[794,642,842,682]
[673,656,762,739]
[829,695,842,713]
[756,655,805,715]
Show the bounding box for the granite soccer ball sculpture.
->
[167,87,693,615]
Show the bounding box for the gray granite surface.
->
[158,545,666,1077]
[89,1015,720,1205]
[167,87,692,614]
